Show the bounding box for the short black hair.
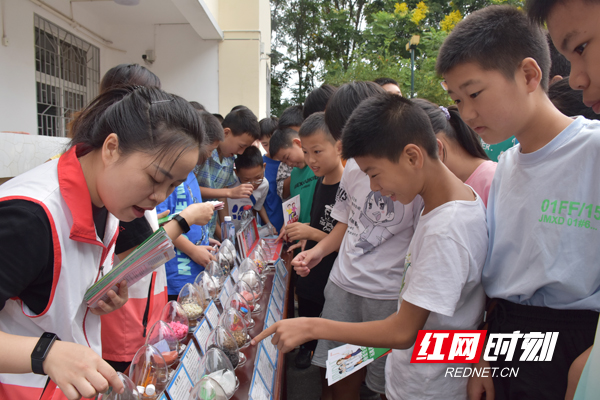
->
[269,128,298,159]
[547,33,571,78]
[234,145,264,171]
[303,84,337,119]
[526,0,600,25]
[373,77,399,87]
[278,105,304,130]
[549,77,600,120]
[298,112,336,144]
[342,93,438,162]
[259,117,279,140]
[189,101,206,111]
[212,113,224,123]
[325,81,386,141]
[198,111,224,144]
[222,106,260,139]
[412,99,489,161]
[437,5,551,91]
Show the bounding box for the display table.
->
[158,253,293,400]
[232,252,292,400]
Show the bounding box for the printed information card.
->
[181,344,201,384]
[204,301,220,329]
[256,346,275,393]
[167,365,194,400]
[194,318,212,354]
[249,369,271,400]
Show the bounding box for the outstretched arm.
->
[252,300,429,353]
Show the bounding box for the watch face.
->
[33,334,56,357]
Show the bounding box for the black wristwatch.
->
[31,332,60,375]
[173,214,190,233]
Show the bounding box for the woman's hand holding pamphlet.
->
[84,227,176,308]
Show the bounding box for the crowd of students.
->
[0,1,599,399]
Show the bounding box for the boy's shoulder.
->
[499,117,600,169]
[418,195,487,241]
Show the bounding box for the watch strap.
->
[174,214,190,234]
[31,332,59,375]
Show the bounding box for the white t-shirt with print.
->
[227,178,269,230]
[328,158,422,300]
[483,116,600,311]
[385,192,488,400]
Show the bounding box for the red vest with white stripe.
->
[0,147,119,399]
[101,210,168,362]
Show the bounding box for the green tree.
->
[271,0,525,111]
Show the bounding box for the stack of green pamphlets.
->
[85,227,175,308]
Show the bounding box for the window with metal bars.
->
[34,15,100,137]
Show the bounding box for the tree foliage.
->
[270,0,524,113]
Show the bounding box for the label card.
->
[265,310,276,330]
[262,334,278,368]
[193,318,212,354]
[231,266,240,283]
[218,287,229,306]
[268,299,282,322]
[166,365,193,400]
[274,274,285,302]
[256,347,275,393]
[270,284,282,312]
[274,258,287,280]
[224,276,235,296]
[204,301,220,329]
[249,369,271,400]
[181,344,201,385]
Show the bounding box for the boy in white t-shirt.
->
[437,5,600,399]
[225,146,271,230]
[253,93,488,400]
[277,82,419,399]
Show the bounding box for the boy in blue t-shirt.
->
[259,117,285,233]
[158,111,223,299]
[437,5,600,399]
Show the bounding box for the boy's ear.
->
[292,137,302,147]
[101,133,120,166]
[403,144,424,169]
[223,127,232,137]
[520,57,543,93]
[335,140,342,155]
[263,162,267,169]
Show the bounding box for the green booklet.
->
[85,227,175,308]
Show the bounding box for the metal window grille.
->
[34,14,100,137]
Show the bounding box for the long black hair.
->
[100,63,161,93]
[412,99,489,161]
[69,86,204,168]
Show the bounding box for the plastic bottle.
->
[221,216,236,245]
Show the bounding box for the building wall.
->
[104,23,219,113]
[218,0,270,119]
[0,0,220,137]
[0,0,111,135]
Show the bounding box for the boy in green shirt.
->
[270,127,318,223]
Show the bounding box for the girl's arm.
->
[0,331,124,399]
[252,299,430,353]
